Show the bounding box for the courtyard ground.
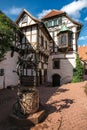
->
[0,81,87,130]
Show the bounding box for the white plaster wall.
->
[32,26,37,34]
[60,59,74,84]
[0,51,19,89]
[42,70,44,76]
[28,16,35,25]
[32,35,37,42]
[0,76,4,89]
[44,64,47,69]
[47,53,76,85]
[38,62,41,69]
[26,35,31,43]
[18,14,36,27]
[27,69,31,75]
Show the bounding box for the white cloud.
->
[37,9,52,19]
[61,0,87,19]
[4,6,22,15]
[79,35,87,40]
[84,17,87,21]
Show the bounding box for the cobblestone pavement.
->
[31,81,87,130]
[0,81,87,130]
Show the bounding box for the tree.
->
[72,54,84,82]
[0,11,19,61]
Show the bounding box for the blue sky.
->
[0,0,87,46]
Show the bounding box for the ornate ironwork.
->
[11,40,39,117]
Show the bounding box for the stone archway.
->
[52,74,61,87]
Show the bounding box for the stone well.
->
[10,87,46,126]
[13,87,39,115]
[21,87,39,114]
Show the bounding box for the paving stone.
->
[0,81,87,130]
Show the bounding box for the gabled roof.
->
[42,9,64,20]
[78,46,87,61]
[41,9,82,27]
[65,14,82,27]
[15,9,54,42]
[15,9,41,24]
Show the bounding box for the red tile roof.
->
[42,10,64,19]
[78,46,87,61]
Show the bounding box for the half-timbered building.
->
[41,10,82,86]
[0,9,82,88]
[15,9,53,86]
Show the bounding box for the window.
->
[53,17,62,26]
[41,63,44,69]
[45,20,53,27]
[0,69,4,76]
[53,59,60,69]
[68,32,73,46]
[22,14,28,23]
[53,42,55,52]
[41,35,44,47]
[48,20,52,27]
[53,19,58,26]
[44,22,48,27]
[58,30,73,49]
[45,41,47,49]
[58,17,62,25]
[61,34,66,45]
[44,17,62,28]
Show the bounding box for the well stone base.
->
[27,109,46,124]
[9,107,47,127]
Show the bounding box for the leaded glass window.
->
[22,14,28,23]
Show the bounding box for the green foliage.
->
[0,11,19,60]
[72,54,84,83]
